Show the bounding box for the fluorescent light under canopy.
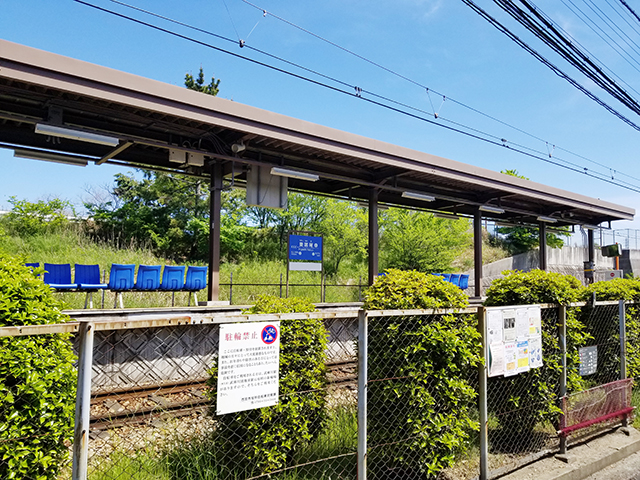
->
[270,166,319,182]
[35,123,120,147]
[401,191,435,202]
[479,205,505,214]
[14,148,90,166]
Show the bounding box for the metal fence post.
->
[357,309,368,480]
[229,272,233,305]
[478,306,489,480]
[72,320,95,480]
[619,300,629,427]
[559,305,568,454]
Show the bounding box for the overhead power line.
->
[71,0,640,194]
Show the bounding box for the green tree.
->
[319,199,368,276]
[184,67,220,96]
[3,197,75,237]
[380,208,472,272]
[86,66,251,261]
[493,170,570,254]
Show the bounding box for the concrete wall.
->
[465,246,627,296]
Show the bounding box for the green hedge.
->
[207,295,328,476]
[484,270,590,437]
[363,269,482,477]
[0,255,76,480]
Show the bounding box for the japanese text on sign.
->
[289,234,323,261]
[217,322,280,415]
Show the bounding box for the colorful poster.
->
[529,335,543,368]
[504,342,518,377]
[528,307,542,336]
[517,339,530,373]
[217,322,281,415]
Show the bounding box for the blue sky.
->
[2,0,640,231]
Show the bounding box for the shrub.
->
[484,270,590,439]
[363,269,482,478]
[207,295,328,475]
[0,254,76,480]
[3,197,75,237]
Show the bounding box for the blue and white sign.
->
[289,235,323,261]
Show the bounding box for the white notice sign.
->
[217,322,280,415]
[487,310,504,345]
[489,343,505,377]
[516,308,529,339]
[503,311,517,342]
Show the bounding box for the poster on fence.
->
[486,305,543,378]
[217,321,281,415]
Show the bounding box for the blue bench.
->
[36,262,209,308]
[432,272,469,290]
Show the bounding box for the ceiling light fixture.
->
[35,123,120,147]
[582,224,600,230]
[537,215,558,223]
[401,191,435,202]
[14,148,90,167]
[270,166,319,182]
[434,212,461,220]
[479,205,505,214]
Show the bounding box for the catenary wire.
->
[73,0,640,193]
[106,0,640,185]
[238,0,640,184]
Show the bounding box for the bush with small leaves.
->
[207,295,328,476]
[0,254,76,480]
[364,269,482,478]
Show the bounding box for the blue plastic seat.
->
[135,265,162,291]
[25,262,39,270]
[160,266,186,306]
[184,266,208,306]
[75,264,108,309]
[459,274,469,290]
[160,266,186,290]
[107,264,135,308]
[442,273,452,282]
[44,263,76,290]
[449,274,461,287]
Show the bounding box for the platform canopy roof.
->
[0,39,634,227]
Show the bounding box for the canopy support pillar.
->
[368,188,379,286]
[208,161,222,302]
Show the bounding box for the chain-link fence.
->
[1,302,635,480]
[363,309,481,480]
[485,306,562,474]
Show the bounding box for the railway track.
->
[90,360,356,430]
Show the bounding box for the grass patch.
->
[88,407,357,480]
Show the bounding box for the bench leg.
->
[114,292,124,309]
[171,292,175,307]
[84,292,94,309]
